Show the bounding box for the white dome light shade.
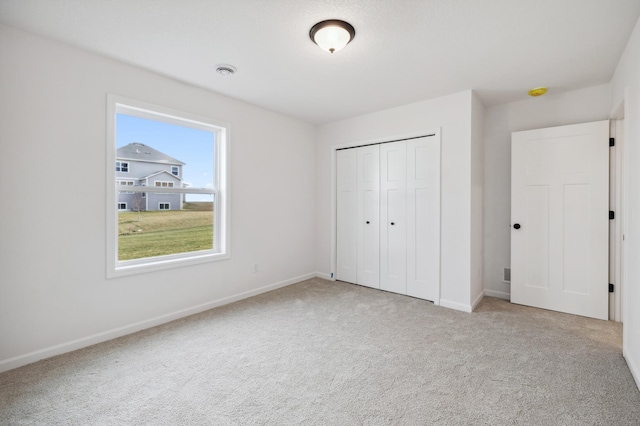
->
[310,20,355,54]
[313,26,351,53]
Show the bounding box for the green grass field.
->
[118,204,214,260]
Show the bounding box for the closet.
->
[336,135,440,301]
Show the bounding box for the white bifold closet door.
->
[380,142,407,294]
[356,145,380,289]
[336,135,440,302]
[380,139,440,300]
[406,138,440,300]
[336,148,357,284]
[336,145,380,289]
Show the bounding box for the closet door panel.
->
[357,145,380,288]
[380,141,407,294]
[336,149,357,284]
[407,137,440,301]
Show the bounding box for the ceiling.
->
[1,0,639,124]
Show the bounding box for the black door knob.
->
[513,223,521,229]
[366,221,370,224]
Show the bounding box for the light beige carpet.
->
[1,278,639,425]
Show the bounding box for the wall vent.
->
[503,268,511,283]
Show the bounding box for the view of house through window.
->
[114,107,218,264]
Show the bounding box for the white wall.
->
[611,15,640,390]
[316,90,479,311]
[482,84,612,300]
[0,24,317,371]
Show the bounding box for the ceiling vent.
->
[216,64,237,76]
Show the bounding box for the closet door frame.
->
[330,128,442,305]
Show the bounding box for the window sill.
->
[107,250,230,279]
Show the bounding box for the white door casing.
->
[511,120,609,320]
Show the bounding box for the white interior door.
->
[336,149,357,283]
[357,145,380,288]
[380,141,407,294]
[406,137,440,301]
[511,120,609,320]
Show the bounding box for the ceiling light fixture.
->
[309,20,355,54]
[216,64,237,76]
[528,87,547,97]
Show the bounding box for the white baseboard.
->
[315,272,333,281]
[484,289,511,300]
[439,299,473,313]
[0,272,315,373]
[471,291,484,311]
[624,347,640,392]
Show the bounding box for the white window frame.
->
[154,181,175,188]
[158,202,170,210]
[171,166,179,176]
[118,202,127,211]
[106,94,230,278]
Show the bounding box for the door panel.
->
[563,184,590,295]
[407,137,440,301]
[336,149,357,283]
[357,145,380,288]
[524,185,549,289]
[380,141,407,294]
[511,120,609,320]
[387,188,404,278]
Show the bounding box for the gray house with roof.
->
[116,142,185,211]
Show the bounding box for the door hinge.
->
[609,211,615,220]
[609,283,614,293]
[610,137,615,147]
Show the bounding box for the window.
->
[116,161,129,172]
[117,180,135,194]
[107,95,230,278]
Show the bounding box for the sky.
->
[116,113,215,202]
